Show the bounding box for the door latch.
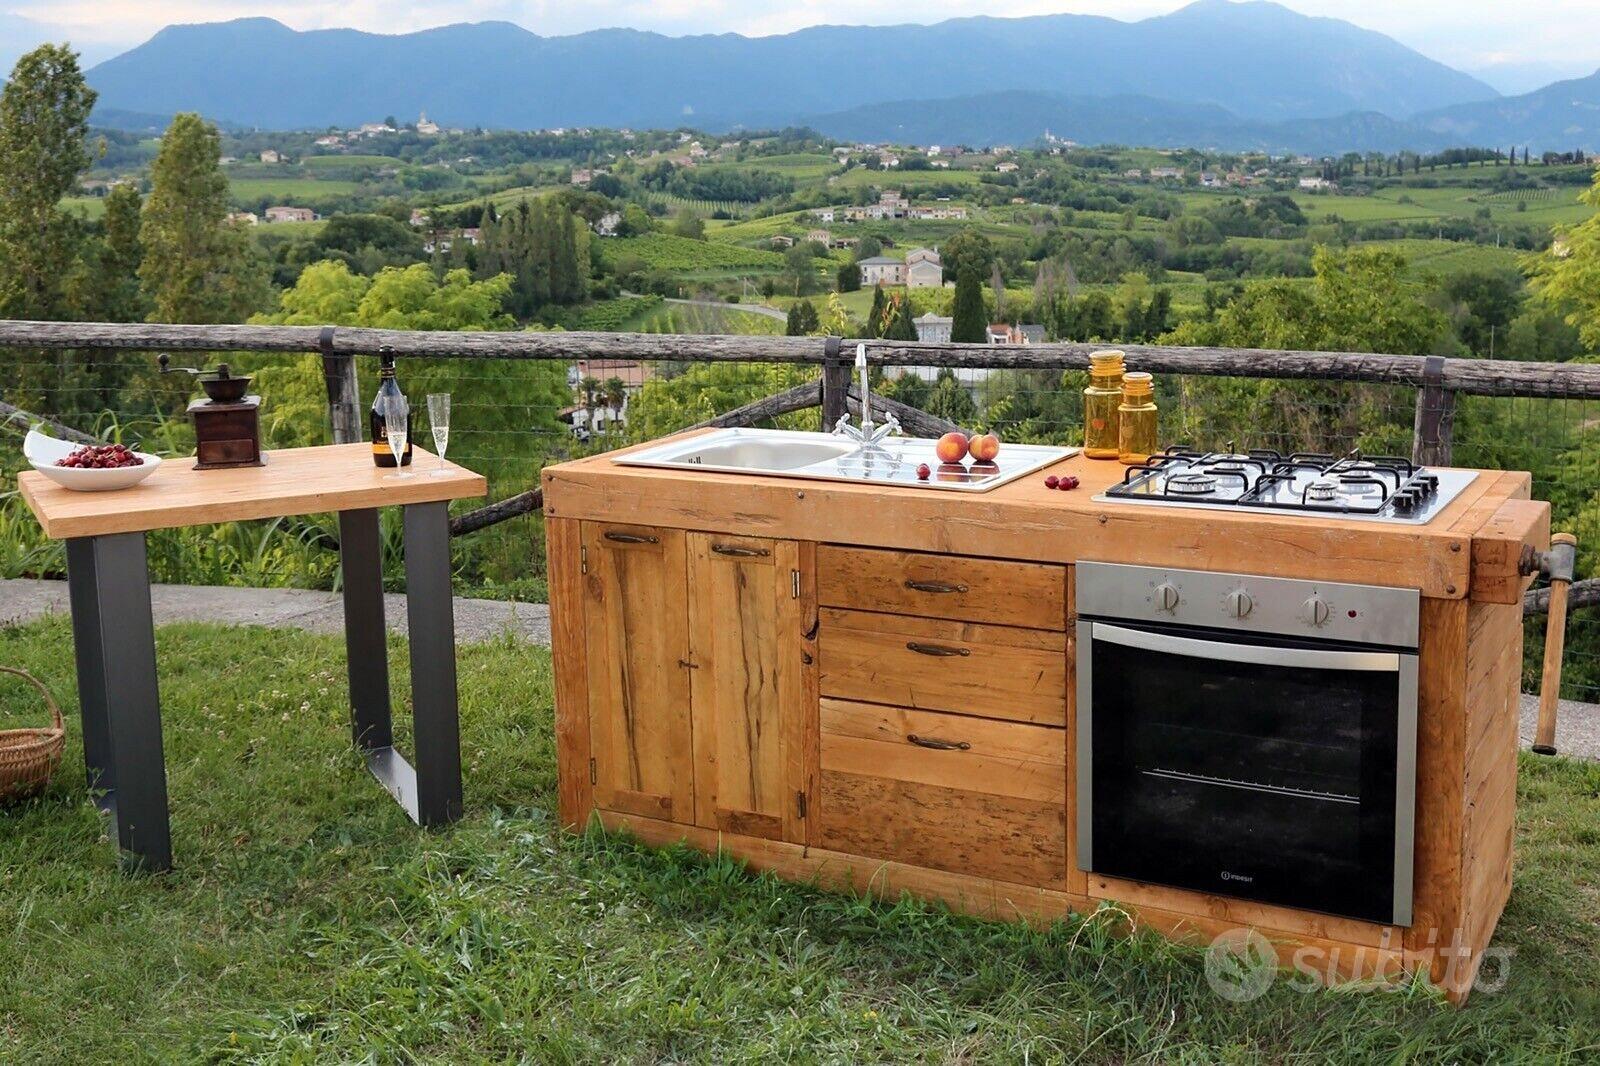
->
[589,757,597,784]
[580,545,588,574]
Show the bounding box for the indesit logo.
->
[1204,929,1277,1003]
[1219,870,1255,883]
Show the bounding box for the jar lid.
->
[1089,349,1126,369]
[1122,371,1153,397]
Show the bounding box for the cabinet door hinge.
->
[589,757,597,785]
[791,569,801,599]
[580,545,588,574]
[796,790,808,819]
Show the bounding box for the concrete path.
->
[3,578,1595,760]
[0,578,548,646]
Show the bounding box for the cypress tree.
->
[867,284,887,337]
[950,268,986,343]
[883,295,918,341]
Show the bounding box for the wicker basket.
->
[0,667,66,804]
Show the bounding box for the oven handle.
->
[1090,622,1402,672]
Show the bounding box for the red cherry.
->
[915,463,931,481]
[1044,475,1059,489]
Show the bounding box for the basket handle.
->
[0,667,64,733]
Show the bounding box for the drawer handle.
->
[906,641,970,657]
[905,579,969,594]
[711,544,770,558]
[907,734,971,751]
[604,531,658,544]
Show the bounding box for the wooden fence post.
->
[820,336,850,431]
[1412,354,1455,466]
[320,326,362,445]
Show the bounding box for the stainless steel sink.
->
[614,428,1077,492]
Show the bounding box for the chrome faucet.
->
[832,342,900,445]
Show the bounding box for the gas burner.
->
[1100,443,1478,524]
[1168,472,1219,495]
[1304,478,1341,502]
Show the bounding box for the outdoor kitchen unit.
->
[541,429,1552,1004]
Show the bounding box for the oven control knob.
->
[1226,589,1254,618]
[1301,595,1331,627]
[1154,582,1181,612]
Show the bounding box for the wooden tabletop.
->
[18,443,487,540]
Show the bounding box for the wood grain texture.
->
[546,517,592,831]
[543,440,1485,599]
[819,608,1067,726]
[1406,597,1468,980]
[817,545,1066,631]
[19,443,485,539]
[687,533,805,841]
[1064,566,1085,895]
[1469,498,1549,604]
[10,319,1600,398]
[816,771,1066,888]
[582,522,695,824]
[796,541,821,847]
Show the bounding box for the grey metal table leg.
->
[339,509,392,752]
[403,501,463,827]
[64,533,171,873]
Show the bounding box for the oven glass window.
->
[1089,625,1401,923]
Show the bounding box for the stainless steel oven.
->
[1076,562,1418,926]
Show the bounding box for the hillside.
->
[83,2,1496,133]
[1416,69,1600,148]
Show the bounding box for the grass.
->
[0,615,1597,1061]
[229,177,362,202]
[606,232,786,271]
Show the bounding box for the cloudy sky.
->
[5,0,1598,94]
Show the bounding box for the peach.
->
[969,432,1001,462]
[935,431,970,463]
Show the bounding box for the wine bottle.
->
[371,347,413,467]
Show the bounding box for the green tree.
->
[140,112,268,322]
[867,284,888,337]
[785,299,819,336]
[626,362,814,441]
[940,228,995,284]
[883,294,919,341]
[1438,270,1523,357]
[1528,165,1600,349]
[836,258,861,292]
[926,368,977,426]
[76,182,146,322]
[950,268,986,343]
[0,44,96,320]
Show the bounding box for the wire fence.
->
[2,332,1597,702]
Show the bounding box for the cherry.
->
[1044,475,1059,489]
[915,463,931,481]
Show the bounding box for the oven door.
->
[1078,620,1417,926]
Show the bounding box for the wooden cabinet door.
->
[686,533,812,842]
[582,522,694,823]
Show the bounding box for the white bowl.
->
[24,429,163,492]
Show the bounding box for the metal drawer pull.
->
[906,641,970,657]
[604,531,658,544]
[905,579,968,594]
[711,544,770,558]
[907,734,970,751]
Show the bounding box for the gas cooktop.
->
[1095,446,1477,524]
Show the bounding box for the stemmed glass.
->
[378,392,413,479]
[427,393,451,477]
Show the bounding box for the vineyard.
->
[604,233,787,271]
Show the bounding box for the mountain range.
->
[75,1,1600,154]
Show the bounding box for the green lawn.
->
[229,177,362,202]
[1,616,1597,1061]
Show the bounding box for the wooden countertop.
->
[543,430,1549,603]
[19,443,487,539]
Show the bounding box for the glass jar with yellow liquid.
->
[1083,349,1125,459]
[1118,371,1158,465]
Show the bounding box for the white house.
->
[259,149,281,164]
[1150,167,1184,180]
[1298,176,1335,191]
[858,256,906,286]
[263,206,315,223]
[914,313,952,343]
[416,111,440,136]
[905,247,943,289]
[571,168,595,186]
[995,161,1019,173]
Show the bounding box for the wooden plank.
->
[817,545,1067,630]
[687,533,802,841]
[1405,597,1468,979]
[797,541,822,848]
[19,443,485,540]
[1468,498,1550,604]
[815,770,1066,888]
[546,517,592,831]
[820,699,1065,803]
[1064,566,1084,896]
[1087,873,1401,948]
[582,522,695,825]
[543,447,1478,599]
[819,608,1068,726]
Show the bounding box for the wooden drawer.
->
[817,545,1065,631]
[815,698,1066,887]
[819,608,1067,726]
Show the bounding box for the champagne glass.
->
[427,393,451,477]
[379,392,413,480]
